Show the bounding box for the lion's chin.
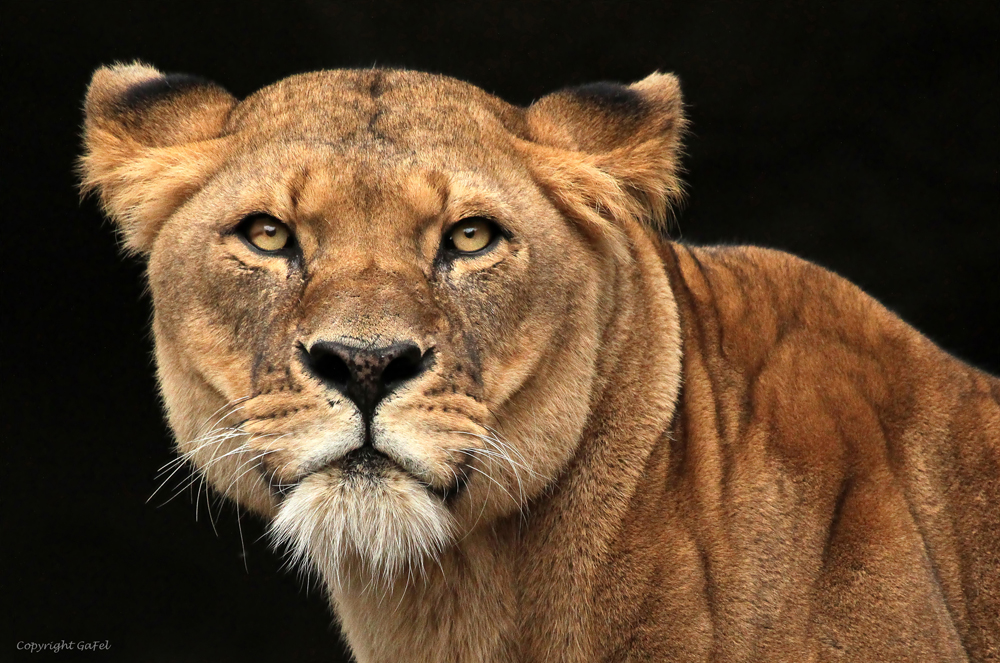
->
[270,465,455,589]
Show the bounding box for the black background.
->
[4,1,997,661]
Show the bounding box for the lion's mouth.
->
[339,446,396,478]
[265,446,470,503]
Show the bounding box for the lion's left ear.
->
[522,73,686,238]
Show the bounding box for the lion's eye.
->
[447,218,497,254]
[241,215,292,252]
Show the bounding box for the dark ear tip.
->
[85,62,230,121]
[85,62,164,115]
[566,81,646,115]
[117,73,222,113]
[534,72,683,121]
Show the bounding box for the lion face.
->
[81,65,685,583]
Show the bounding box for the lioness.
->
[80,63,998,662]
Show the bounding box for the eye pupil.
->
[463,228,476,238]
[264,225,277,237]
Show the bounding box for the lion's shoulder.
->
[662,242,910,365]
[662,239,999,466]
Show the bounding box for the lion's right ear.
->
[79,62,236,254]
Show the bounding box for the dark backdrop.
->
[4,1,997,661]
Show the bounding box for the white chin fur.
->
[270,469,455,588]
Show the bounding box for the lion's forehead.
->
[224,69,529,151]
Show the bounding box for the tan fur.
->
[81,62,999,662]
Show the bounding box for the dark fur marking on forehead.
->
[567,81,647,119]
[362,70,393,144]
[115,73,220,114]
[367,71,387,98]
[367,108,392,144]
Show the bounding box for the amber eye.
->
[447,218,497,254]
[241,215,292,252]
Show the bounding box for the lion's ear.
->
[523,73,686,238]
[80,62,236,254]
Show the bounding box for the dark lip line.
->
[265,448,471,504]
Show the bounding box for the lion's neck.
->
[330,525,519,663]
[331,229,683,663]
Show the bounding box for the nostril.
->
[305,344,352,389]
[301,340,433,413]
[382,345,427,389]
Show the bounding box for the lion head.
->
[80,63,685,588]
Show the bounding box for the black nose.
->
[302,340,432,415]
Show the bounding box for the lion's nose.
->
[302,340,432,415]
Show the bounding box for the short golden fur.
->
[81,63,999,662]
